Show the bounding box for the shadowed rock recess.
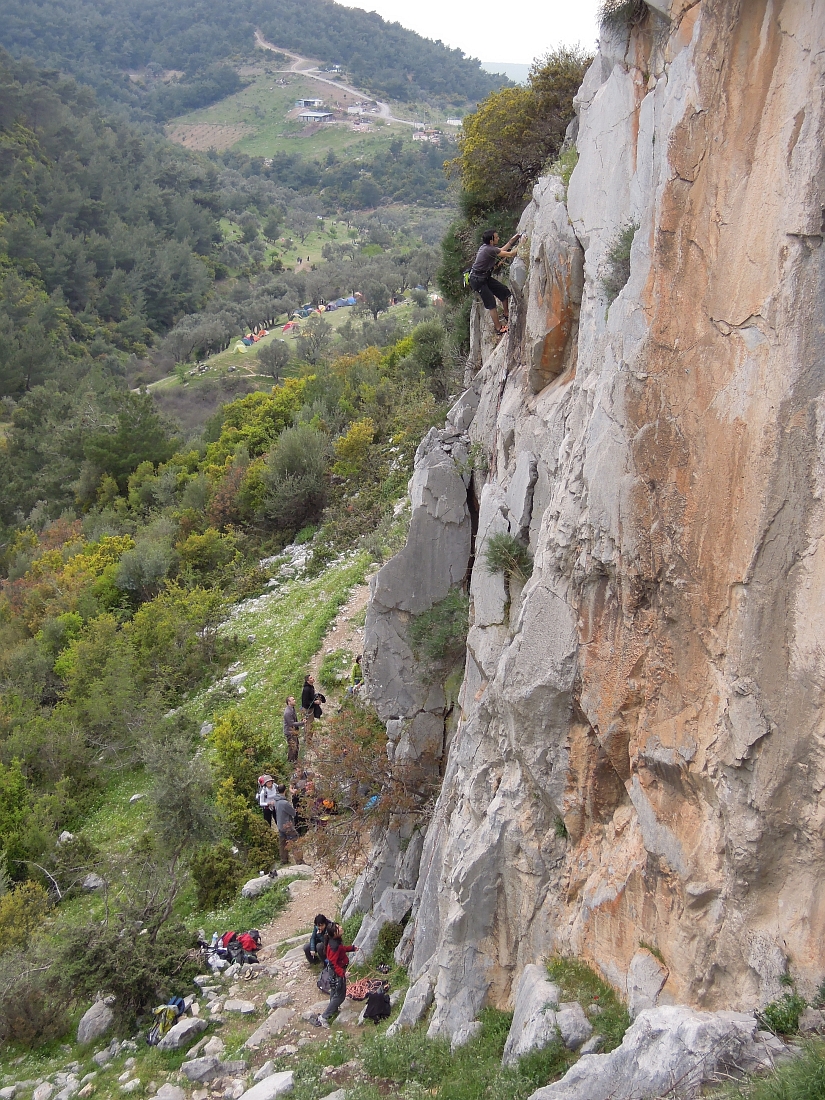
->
[347,0,825,1048]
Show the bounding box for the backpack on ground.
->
[146,996,186,1046]
[317,962,335,995]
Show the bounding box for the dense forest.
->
[2,0,506,118]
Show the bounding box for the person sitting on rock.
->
[304,913,329,964]
[468,229,521,336]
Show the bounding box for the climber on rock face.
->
[468,229,521,336]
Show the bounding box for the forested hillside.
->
[2,0,506,116]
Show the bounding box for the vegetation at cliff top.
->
[447,48,591,216]
[437,49,589,313]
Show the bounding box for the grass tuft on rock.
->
[547,956,631,1052]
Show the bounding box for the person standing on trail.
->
[273,783,304,865]
[346,654,363,696]
[468,229,521,336]
[283,695,302,763]
[301,675,316,741]
[312,922,356,1027]
[256,775,277,828]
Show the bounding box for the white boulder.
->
[77,1000,114,1045]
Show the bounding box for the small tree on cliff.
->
[446,48,591,216]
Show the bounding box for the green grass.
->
[359,1008,574,1100]
[546,957,630,1052]
[716,1040,825,1100]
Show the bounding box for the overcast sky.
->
[352,0,601,66]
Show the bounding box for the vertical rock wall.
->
[358,0,825,1038]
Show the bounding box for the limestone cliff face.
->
[358,0,825,1037]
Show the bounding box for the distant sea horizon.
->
[480,61,530,83]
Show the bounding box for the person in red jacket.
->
[313,922,356,1027]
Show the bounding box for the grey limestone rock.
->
[446,386,481,433]
[252,1064,274,1083]
[451,1021,482,1051]
[244,1008,295,1049]
[33,1087,53,1100]
[798,1007,825,1033]
[352,887,415,963]
[156,1016,207,1051]
[223,1000,256,1014]
[527,1007,770,1100]
[318,1092,346,1100]
[81,873,106,892]
[77,1001,114,1045]
[182,1059,221,1085]
[153,1087,185,1100]
[387,973,434,1036]
[265,993,293,1010]
[502,966,564,1066]
[626,950,669,1019]
[275,864,314,879]
[241,876,276,899]
[237,1073,294,1100]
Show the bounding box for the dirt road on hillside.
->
[253,31,414,126]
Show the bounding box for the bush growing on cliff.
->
[601,221,639,305]
[484,533,533,583]
[447,49,591,215]
[599,0,650,30]
[408,588,469,664]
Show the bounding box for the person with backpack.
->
[256,775,276,827]
[300,675,316,740]
[468,229,521,336]
[273,783,304,865]
[312,922,356,1027]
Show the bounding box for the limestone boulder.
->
[241,875,275,899]
[527,1007,773,1100]
[77,1000,114,1045]
[352,887,415,963]
[626,950,669,1018]
[244,1008,295,1049]
[156,1016,207,1051]
[153,1087,185,1100]
[502,966,593,1066]
[387,973,434,1037]
[181,1059,221,1085]
[236,1073,294,1100]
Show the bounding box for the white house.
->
[299,110,333,123]
[445,118,463,127]
[295,98,325,108]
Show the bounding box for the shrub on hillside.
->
[259,424,328,535]
[191,843,244,911]
[484,532,533,582]
[0,883,50,954]
[59,919,199,1027]
[373,920,404,967]
[0,954,68,1047]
